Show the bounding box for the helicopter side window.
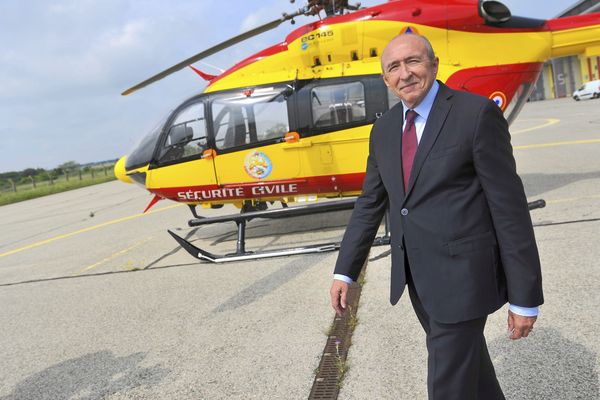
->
[212,87,290,150]
[254,99,288,141]
[387,87,402,110]
[311,82,366,128]
[212,103,250,149]
[159,102,207,163]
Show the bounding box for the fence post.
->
[104,166,108,176]
[65,171,69,181]
[78,169,82,180]
[50,175,54,185]
[8,178,16,192]
[91,168,95,179]
[29,175,36,189]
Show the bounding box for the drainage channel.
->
[308,265,367,400]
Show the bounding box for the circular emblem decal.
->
[244,151,272,179]
[490,91,507,111]
[301,42,308,51]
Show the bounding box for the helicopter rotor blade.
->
[121,13,299,96]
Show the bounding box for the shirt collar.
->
[402,80,439,121]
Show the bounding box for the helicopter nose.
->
[114,156,133,184]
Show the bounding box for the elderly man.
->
[330,33,543,400]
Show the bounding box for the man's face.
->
[381,35,439,109]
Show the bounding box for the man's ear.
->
[382,73,390,88]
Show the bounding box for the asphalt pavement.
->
[0,97,599,399]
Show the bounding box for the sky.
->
[0,0,578,173]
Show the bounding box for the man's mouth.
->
[400,82,419,91]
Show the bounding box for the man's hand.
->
[330,280,349,316]
[507,309,537,340]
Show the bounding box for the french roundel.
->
[489,91,507,111]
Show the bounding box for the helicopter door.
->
[146,100,217,198]
[301,80,372,195]
[211,86,300,195]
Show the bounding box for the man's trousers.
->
[405,256,506,400]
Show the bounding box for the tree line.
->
[0,160,117,191]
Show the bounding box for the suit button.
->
[401,208,408,216]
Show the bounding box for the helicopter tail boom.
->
[547,13,600,58]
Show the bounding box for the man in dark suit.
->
[330,33,543,400]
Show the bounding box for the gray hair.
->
[418,34,436,61]
[381,33,437,70]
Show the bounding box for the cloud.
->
[0,0,220,171]
[240,7,275,33]
[0,0,564,172]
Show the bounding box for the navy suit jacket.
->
[334,82,544,323]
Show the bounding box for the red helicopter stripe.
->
[208,0,581,88]
[445,62,543,98]
[149,172,366,203]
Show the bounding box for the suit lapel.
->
[404,83,453,199]
[388,104,406,198]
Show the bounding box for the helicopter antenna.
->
[196,61,225,73]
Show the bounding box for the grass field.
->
[0,173,116,207]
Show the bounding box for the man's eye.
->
[407,59,420,65]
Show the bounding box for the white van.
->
[573,79,600,101]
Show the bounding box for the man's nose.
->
[398,63,412,80]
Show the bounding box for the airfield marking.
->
[75,237,153,275]
[511,118,560,135]
[514,138,600,150]
[0,204,182,259]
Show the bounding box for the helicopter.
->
[115,0,600,262]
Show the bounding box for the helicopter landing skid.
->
[168,198,391,263]
[167,198,545,263]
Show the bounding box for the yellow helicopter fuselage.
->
[117,0,600,210]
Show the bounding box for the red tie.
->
[402,110,418,191]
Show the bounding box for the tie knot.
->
[405,110,417,125]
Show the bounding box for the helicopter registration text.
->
[176,183,298,201]
[301,31,334,42]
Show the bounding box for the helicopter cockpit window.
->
[311,82,366,128]
[159,102,207,163]
[125,114,168,170]
[212,86,290,150]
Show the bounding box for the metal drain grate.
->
[308,265,366,400]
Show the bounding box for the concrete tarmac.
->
[0,97,599,399]
[341,97,600,400]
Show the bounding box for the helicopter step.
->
[167,198,545,263]
[168,198,391,263]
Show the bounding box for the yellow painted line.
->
[75,237,153,275]
[545,194,600,205]
[512,118,560,135]
[0,203,182,259]
[514,138,600,150]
